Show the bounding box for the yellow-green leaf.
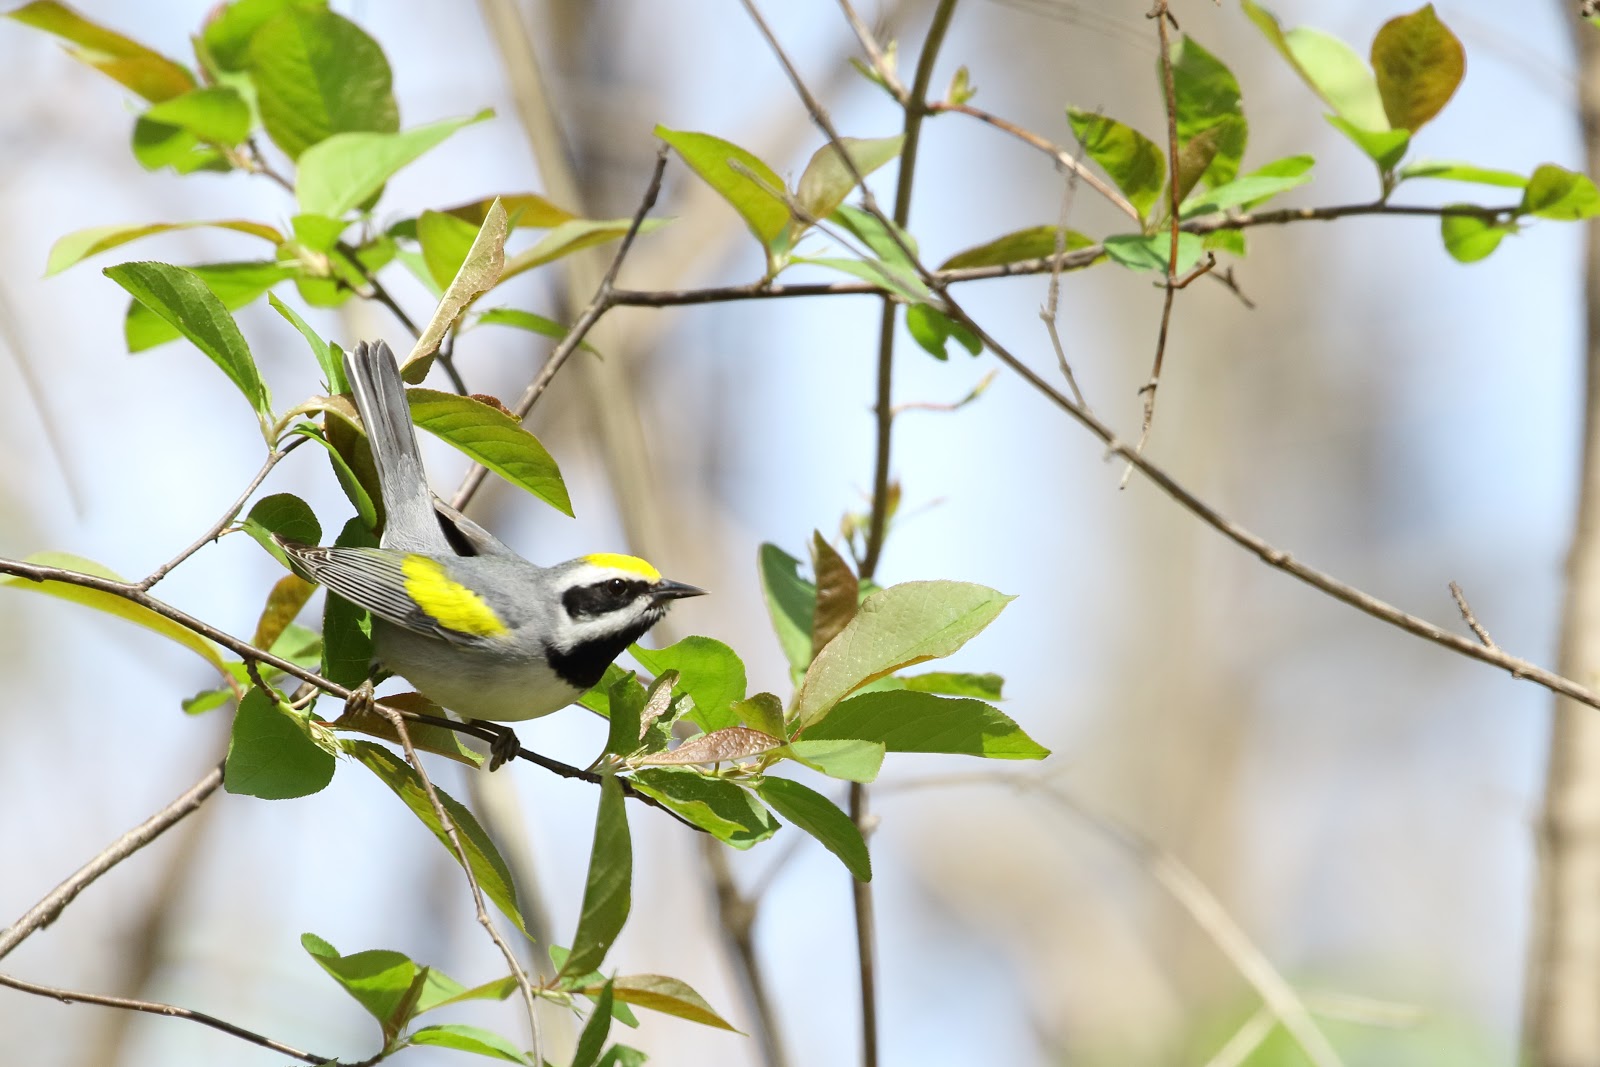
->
[1370,4,1465,134]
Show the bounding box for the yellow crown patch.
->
[402,555,509,637]
[582,553,662,581]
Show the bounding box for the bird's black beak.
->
[653,579,707,601]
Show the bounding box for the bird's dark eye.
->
[607,578,627,596]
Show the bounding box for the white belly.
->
[374,625,584,722]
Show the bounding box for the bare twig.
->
[377,707,542,1063]
[0,762,225,961]
[1448,581,1497,649]
[0,971,337,1065]
[836,0,908,101]
[1042,124,1089,408]
[450,146,670,512]
[140,437,304,590]
[1204,1006,1279,1067]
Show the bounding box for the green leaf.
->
[348,740,528,935]
[500,217,670,280]
[224,688,336,799]
[802,254,932,305]
[130,115,229,174]
[1170,36,1247,186]
[268,292,346,392]
[904,303,982,361]
[406,197,510,377]
[296,110,492,216]
[122,260,293,353]
[408,1024,529,1064]
[560,776,632,977]
[1240,3,1389,131]
[241,492,321,570]
[1065,107,1165,218]
[629,637,747,732]
[1172,124,1224,207]
[1396,160,1528,188]
[937,225,1094,271]
[794,580,1013,728]
[475,308,598,353]
[320,517,376,687]
[1,551,228,674]
[758,543,817,679]
[901,671,1004,700]
[831,203,920,265]
[247,6,397,158]
[580,663,638,719]
[1324,115,1410,171]
[783,739,883,782]
[406,389,571,516]
[1102,232,1206,274]
[578,974,739,1032]
[417,209,489,289]
[604,671,646,758]
[598,1045,649,1067]
[571,981,614,1067]
[143,86,250,145]
[329,692,486,769]
[804,690,1049,759]
[656,126,789,259]
[1370,4,1465,133]
[301,933,441,1041]
[9,1,196,102]
[1522,164,1600,221]
[288,422,376,528]
[104,261,271,432]
[47,219,280,277]
[756,776,870,881]
[629,768,779,849]
[203,0,329,73]
[1204,229,1247,257]
[441,192,576,230]
[1180,170,1314,217]
[733,692,786,738]
[1440,210,1513,263]
[794,135,905,227]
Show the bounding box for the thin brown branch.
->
[928,100,1141,222]
[0,761,225,962]
[0,970,337,1065]
[1449,580,1497,649]
[1042,124,1090,408]
[836,0,908,101]
[377,708,542,1063]
[702,838,791,1067]
[450,146,670,512]
[140,437,304,590]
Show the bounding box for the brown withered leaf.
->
[635,727,782,767]
[811,530,859,659]
[253,574,315,649]
[330,691,485,767]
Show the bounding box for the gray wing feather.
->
[285,544,478,645]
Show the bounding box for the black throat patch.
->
[544,613,662,690]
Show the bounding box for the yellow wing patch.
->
[582,553,662,581]
[401,555,509,637]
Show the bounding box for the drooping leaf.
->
[904,304,982,361]
[406,388,570,516]
[1065,107,1165,219]
[1241,2,1390,132]
[576,974,739,1032]
[630,637,747,732]
[320,517,376,687]
[348,740,528,935]
[804,690,1049,759]
[247,6,398,158]
[756,776,871,881]
[241,492,321,570]
[1102,232,1206,274]
[758,543,817,678]
[287,422,376,528]
[656,126,789,258]
[802,255,933,305]
[1,552,229,675]
[104,261,271,432]
[225,687,336,799]
[794,134,905,226]
[9,0,196,102]
[1522,164,1600,221]
[1440,211,1513,263]
[300,933,429,1040]
[408,1024,529,1064]
[142,86,251,145]
[571,981,614,1067]
[330,691,485,769]
[296,110,492,217]
[783,738,884,782]
[268,292,346,392]
[123,260,293,353]
[1370,4,1465,133]
[560,776,632,977]
[794,580,1013,728]
[937,225,1094,271]
[47,219,281,277]
[405,196,509,377]
[252,575,316,652]
[629,768,779,849]
[1169,36,1247,187]
[604,670,646,758]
